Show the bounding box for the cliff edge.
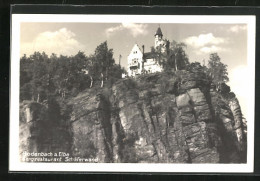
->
[20,70,247,163]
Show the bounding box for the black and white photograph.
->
[9,14,255,172]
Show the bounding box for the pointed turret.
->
[154,27,163,37]
[154,26,164,50]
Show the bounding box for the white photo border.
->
[10,14,255,173]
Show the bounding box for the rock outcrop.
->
[20,70,247,163]
[19,100,71,161]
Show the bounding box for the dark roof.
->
[154,27,163,36]
[144,52,157,59]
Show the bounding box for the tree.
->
[50,54,70,98]
[29,52,49,102]
[88,41,115,88]
[187,62,205,72]
[95,41,114,80]
[167,41,189,71]
[19,41,124,101]
[152,40,189,71]
[20,54,34,101]
[207,53,229,84]
[150,46,156,53]
[109,64,127,79]
[68,51,90,94]
[86,55,96,88]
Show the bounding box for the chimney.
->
[142,45,145,72]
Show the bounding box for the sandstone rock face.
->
[69,92,113,162]
[19,70,247,163]
[19,101,71,161]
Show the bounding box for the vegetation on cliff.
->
[20,41,126,102]
[19,40,246,163]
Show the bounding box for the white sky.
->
[20,22,249,119]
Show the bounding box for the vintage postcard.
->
[10,14,255,172]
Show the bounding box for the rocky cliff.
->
[19,70,247,163]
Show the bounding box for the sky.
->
[20,22,249,119]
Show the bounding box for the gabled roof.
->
[128,44,143,57]
[155,27,163,36]
[133,44,143,53]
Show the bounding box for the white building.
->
[127,27,167,77]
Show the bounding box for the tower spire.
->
[154,26,166,53]
[154,26,163,37]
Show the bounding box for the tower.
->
[154,27,163,48]
[154,26,166,53]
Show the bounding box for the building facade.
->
[127,27,167,77]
